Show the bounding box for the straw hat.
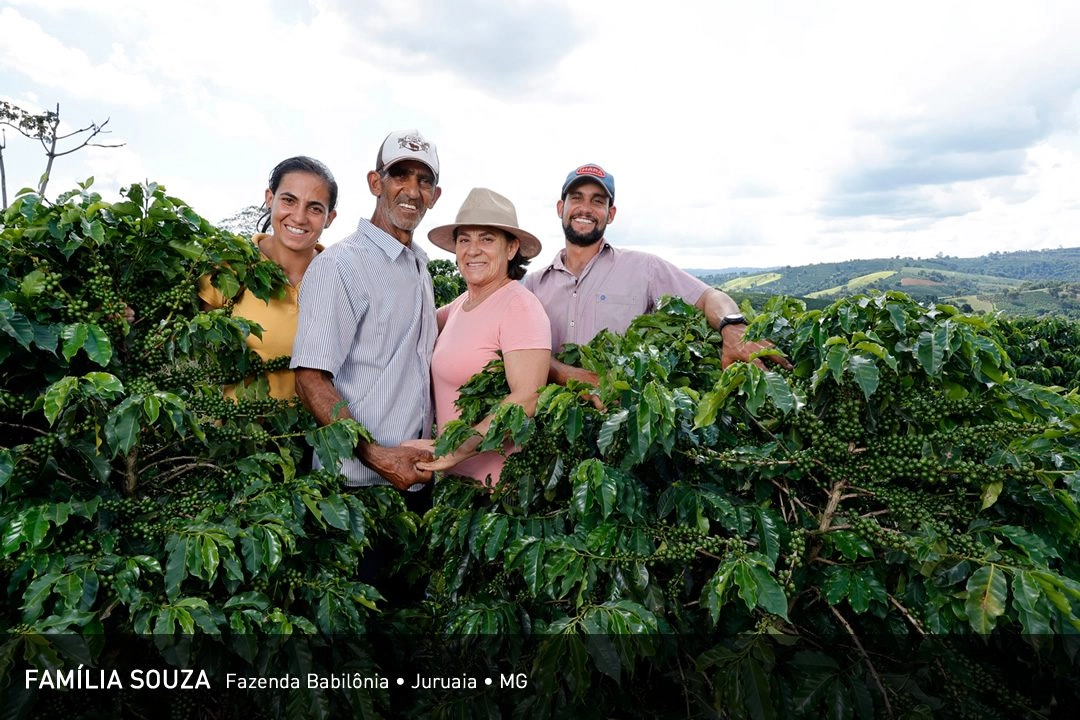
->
[427,187,541,259]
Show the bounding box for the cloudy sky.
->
[2,0,1079,271]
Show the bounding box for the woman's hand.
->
[415,455,463,473]
[403,438,472,473]
[410,348,553,475]
[400,438,435,454]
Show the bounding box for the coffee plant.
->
[429,258,466,308]
[997,314,1080,390]
[415,294,1080,718]
[2,182,1079,719]
[0,183,415,719]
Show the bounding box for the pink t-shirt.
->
[432,281,551,486]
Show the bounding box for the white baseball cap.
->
[375,129,440,183]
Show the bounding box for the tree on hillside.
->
[216,204,266,237]
[0,101,124,208]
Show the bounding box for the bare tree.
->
[1,128,7,210]
[0,101,125,208]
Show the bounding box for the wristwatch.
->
[718,313,747,333]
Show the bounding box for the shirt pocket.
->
[589,292,644,337]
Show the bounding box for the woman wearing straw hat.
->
[401,187,551,488]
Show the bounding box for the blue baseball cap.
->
[561,163,614,202]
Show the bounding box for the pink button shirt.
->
[522,241,710,350]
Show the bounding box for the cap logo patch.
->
[398,135,430,153]
[576,165,606,179]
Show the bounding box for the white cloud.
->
[2,0,1078,270]
[0,8,161,106]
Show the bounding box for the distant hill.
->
[695,247,1080,319]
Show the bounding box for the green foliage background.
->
[2,183,1080,719]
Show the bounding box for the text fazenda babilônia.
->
[227,672,390,690]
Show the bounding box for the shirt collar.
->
[357,218,430,264]
[548,239,614,274]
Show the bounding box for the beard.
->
[563,217,604,247]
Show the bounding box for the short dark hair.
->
[258,156,338,233]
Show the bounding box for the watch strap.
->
[718,314,747,333]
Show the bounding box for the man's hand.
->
[550,359,606,409]
[720,325,793,371]
[550,358,599,388]
[359,443,434,491]
[578,387,606,412]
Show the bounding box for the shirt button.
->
[570,321,575,327]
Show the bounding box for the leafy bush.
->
[3,184,1079,719]
[1,183,413,718]
[998,314,1080,390]
[419,293,1080,718]
[428,258,466,308]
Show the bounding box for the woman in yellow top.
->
[199,156,338,399]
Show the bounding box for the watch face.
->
[720,314,747,332]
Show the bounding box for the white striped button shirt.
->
[292,219,437,487]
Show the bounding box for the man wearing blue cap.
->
[523,163,791,388]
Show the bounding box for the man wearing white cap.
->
[523,163,792,388]
[292,130,442,501]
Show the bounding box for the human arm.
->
[294,367,433,490]
[436,303,452,333]
[413,348,551,473]
[549,358,599,387]
[694,288,793,371]
[543,358,607,411]
[638,254,791,371]
[197,273,225,312]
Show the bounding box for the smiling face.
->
[454,226,519,292]
[264,171,337,251]
[558,180,617,247]
[368,160,442,245]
